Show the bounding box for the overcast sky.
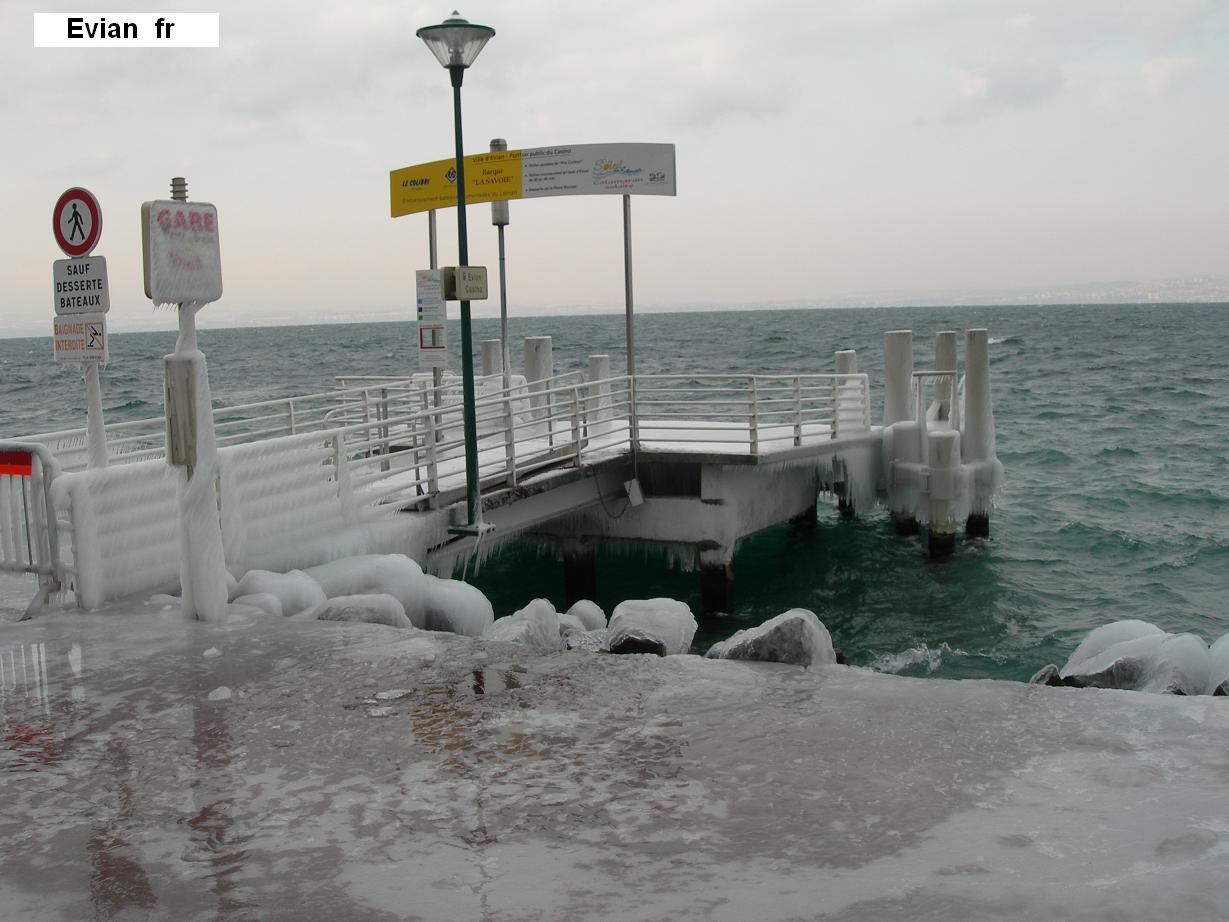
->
[3,0,1227,337]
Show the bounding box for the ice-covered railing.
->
[632,374,871,454]
[0,441,62,614]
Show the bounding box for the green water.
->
[4,302,1229,680]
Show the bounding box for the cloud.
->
[1140,56,1205,99]
[939,58,1065,122]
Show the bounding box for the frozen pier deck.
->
[5,329,1000,615]
[1,609,1225,921]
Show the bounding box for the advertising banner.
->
[391,142,676,218]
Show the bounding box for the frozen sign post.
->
[141,177,228,622]
[51,187,110,470]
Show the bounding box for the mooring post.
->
[927,429,960,557]
[833,350,858,518]
[963,328,994,538]
[883,330,916,534]
[524,335,553,421]
[934,330,957,421]
[562,538,597,608]
[481,339,502,377]
[587,354,611,434]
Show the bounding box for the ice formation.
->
[234,569,326,617]
[1209,633,1229,695]
[706,608,836,667]
[298,594,412,629]
[607,598,696,656]
[484,598,564,653]
[566,599,607,631]
[230,592,283,618]
[1032,620,1214,695]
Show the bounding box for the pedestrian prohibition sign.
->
[53,187,103,258]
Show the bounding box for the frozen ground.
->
[2,587,1229,920]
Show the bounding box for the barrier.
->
[0,442,62,616]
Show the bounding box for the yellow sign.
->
[390,143,677,218]
[390,151,522,218]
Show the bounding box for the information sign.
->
[141,200,223,306]
[53,313,108,364]
[391,142,677,218]
[53,256,110,315]
[416,270,448,369]
[53,187,103,258]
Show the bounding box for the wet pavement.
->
[3,601,1229,921]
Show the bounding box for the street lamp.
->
[417,11,495,534]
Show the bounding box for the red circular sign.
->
[52,187,102,258]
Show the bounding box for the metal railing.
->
[0,441,62,615]
[17,371,873,511]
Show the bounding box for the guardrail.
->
[15,371,873,512]
[0,441,62,616]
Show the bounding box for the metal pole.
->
[450,67,481,530]
[83,363,107,468]
[428,210,442,402]
[623,194,635,377]
[491,138,511,395]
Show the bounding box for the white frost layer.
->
[485,598,564,654]
[1061,621,1211,695]
[608,598,697,656]
[1209,633,1229,693]
[235,569,326,617]
[707,608,836,667]
[231,592,283,618]
[299,594,412,629]
[566,599,607,631]
[303,554,493,636]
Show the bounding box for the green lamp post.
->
[417,11,495,533]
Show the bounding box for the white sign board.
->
[416,269,448,369]
[53,313,108,364]
[53,256,110,315]
[141,200,223,306]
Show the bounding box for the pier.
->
[3,328,1001,615]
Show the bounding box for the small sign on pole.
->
[52,256,110,315]
[416,269,448,369]
[141,200,223,305]
[53,314,108,364]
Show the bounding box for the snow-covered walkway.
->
[2,606,1226,921]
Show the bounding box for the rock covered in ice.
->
[299,594,412,629]
[1208,633,1229,695]
[232,592,284,618]
[421,575,494,637]
[558,613,588,638]
[566,599,607,631]
[1066,619,1165,668]
[485,598,564,653]
[235,569,325,617]
[303,554,493,636]
[1037,620,1213,695]
[706,608,836,667]
[607,598,696,656]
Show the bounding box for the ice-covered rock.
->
[558,613,588,638]
[706,608,837,667]
[305,554,428,626]
[231,592,284,618]
[484,598,563,653]
[1066,619,1166,669]
[1035,621,1213,695]
[235,569,326,617]
[422,575,494,637]
[1208,633,1229,695]
[607,598,696,656]
[566,599,607,631]
[303,554,492,636]
[298,594,412,629]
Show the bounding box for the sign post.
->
[51,187,110,470]
[142,176,228,623]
